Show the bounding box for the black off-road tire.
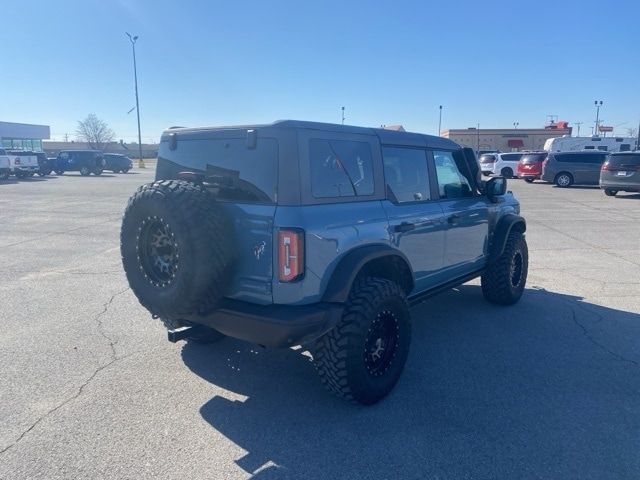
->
[481,231,528,305]
[313,277,411,405]
[121,179,235,320]
[604,189,617,197]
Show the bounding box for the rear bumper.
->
[518,172,541,179]
[13,166,38,173]
[181,299,344,348]
[600,181,640,192]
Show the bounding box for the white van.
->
[544,136,636,153]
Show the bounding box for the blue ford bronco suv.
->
[121,120,528,404]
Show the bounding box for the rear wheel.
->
[93,168,103,176]
[501,167,514,178]
[0,171,9,180]
[524,177,534,183]
[80,166,91,176]
[123,168,130,174]
[55,170,64,175]
[313,277,411,405]
[604,189,618,196]
[555,172,573,188]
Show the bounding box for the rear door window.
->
[382,147,429,203]
[309,139,374,198]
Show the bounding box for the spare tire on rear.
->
[121,179,234,320]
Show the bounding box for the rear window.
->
[607,154,640,166]
[479,154,496,163]
[309,139,374,198]
[520,153,546,164]
[158,137,279,204]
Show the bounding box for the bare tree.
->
[76,114,115,150]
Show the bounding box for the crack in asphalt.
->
[0,287,131,455]
[569,304,639,367]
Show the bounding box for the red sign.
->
[599,126,613,132]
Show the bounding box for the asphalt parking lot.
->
[1,170,639,479]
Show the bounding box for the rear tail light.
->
[278,229,304,282]
[601,162,610,171]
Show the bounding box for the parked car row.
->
[482,149,639,197]
[0,149,134,180]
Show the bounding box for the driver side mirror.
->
[486,176,507,202]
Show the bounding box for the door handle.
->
[447,214,462,224]
[393,222,416,233]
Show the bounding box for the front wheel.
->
[80,166,91,176]
[313,278,411,405]
[93,168,103,176]
[524,177,534,183]
[55,170,64,175]
[481,231,528,305]
[604,189,618,197]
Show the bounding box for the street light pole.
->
[438,105,443,136]
[594,100,603,137]
[126,32,145,168]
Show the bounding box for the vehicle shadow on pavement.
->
[181,285,640,479]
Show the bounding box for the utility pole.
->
[574,122,583,137]
[126,32,145,168]
[594,100,603,137]
[341,106,345,125]
[438,105,443,136]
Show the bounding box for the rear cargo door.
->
[156,132,279,304]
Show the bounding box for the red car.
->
[517,152,548,183]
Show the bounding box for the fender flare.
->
[322,244,414,303]
[489,214,526,263]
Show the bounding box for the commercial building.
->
[0,121,50,152]
[441,122,572,153]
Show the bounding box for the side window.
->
[620,144,631,152]
[382,147,429,203]
[434,150,473,199]
[309,139,374,198]
[597,146,608,151]
[584,146,595,150]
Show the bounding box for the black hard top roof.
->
[163,120,459,149]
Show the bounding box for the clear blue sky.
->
[3,0,639,142]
